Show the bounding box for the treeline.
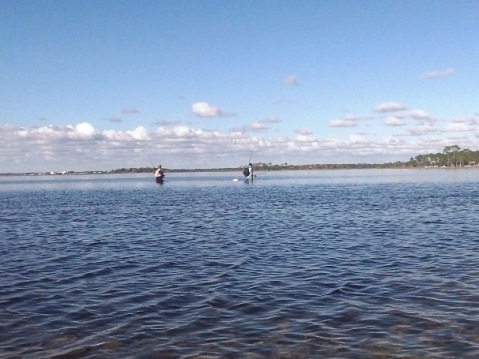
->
[256,145,479,170]
[111,163,407,173]
[6,145,477,176]
[407,145,479,167]
[109,145,478,173]
[252,162,407,171]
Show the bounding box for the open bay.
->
[1,168,479,358]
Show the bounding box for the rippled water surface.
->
[2,169,479,358]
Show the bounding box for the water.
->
[1,169,479,358]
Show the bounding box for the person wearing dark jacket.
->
[244,163,253,181]
[154,165,165,183]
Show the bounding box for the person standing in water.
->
[154,164,165,183]
[244,163,254,182]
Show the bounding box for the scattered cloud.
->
[294,131,316,143]
[126,126,150,140]
[2,107,479,173]
[191,102,233,118]
[453,116,477,126]
[447,133,468,141]
[284,75,298,86]
[409,124,437,136]
[232,117,281,133]
[154,119,182,126]
[328,118,356,128]
[445,122,470,132]
[348,133,368,144]
[295,128,314,136]
[121,107,140,114]
[374,102,407,113]
[420,68,456,79]
[258,117,281,124]
[249,122,269,131]
[75,122,97,137]
[384,116,406,126]
[106,117,123,124]
[445,116,478,132]
[409,109,434,122]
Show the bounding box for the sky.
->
[1,0,478,172]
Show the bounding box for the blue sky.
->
[1,0,478,172]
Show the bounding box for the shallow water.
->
[1,169,479,358]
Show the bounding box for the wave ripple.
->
[1,173,479,358]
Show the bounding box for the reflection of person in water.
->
[154,165,165,183]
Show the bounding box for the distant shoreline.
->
[4,144,478,177]
[2,162,478,177]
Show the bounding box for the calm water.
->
[1,169,479,358]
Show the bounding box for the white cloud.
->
[191,102,223,118]
[127,126,150,141]
[452,116,477,126]
[233,117,281,133]
[409,109,434,123]
[420,68,456,79]
[2,110,479,173]
[328,118,356,128]
[348,134,367,144]
[295,128,313,136]
[284,75,298,86]
[445,117,477,132]
[409,124,437,136]
[159,125,194,137]
[294,128,315,143]
[250,122,269,131]
[103,129,126,141]
[384,116,406,126]
[75,122,96,137]
[447,133,468,141]
[374,102,407,113]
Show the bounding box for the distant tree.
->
[443,145,461,166]
[443,145,460,153]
